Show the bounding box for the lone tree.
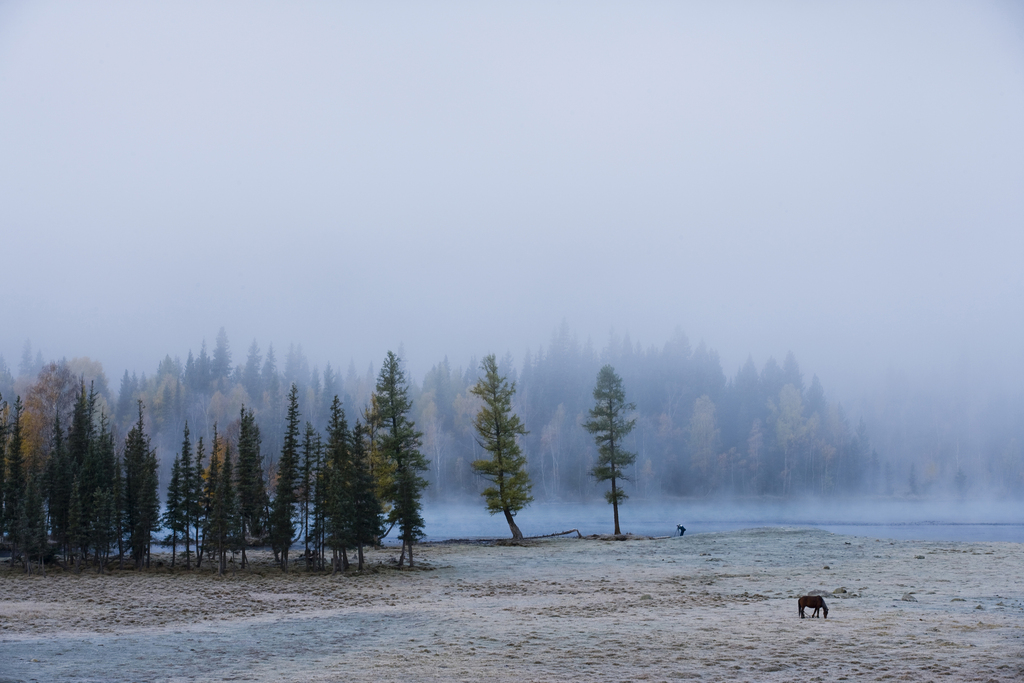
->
[584,365,636,535]
[470,354,532,540]
[375,351,428,567]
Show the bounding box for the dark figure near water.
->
[798,595,828,619]
[677,524,686,537]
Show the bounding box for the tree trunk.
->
[611,475,621,535]
[503,507,524,540]
[407,540,414,568]
[341,547,349,571]
[357,544,365,571]
[397,541,406,568]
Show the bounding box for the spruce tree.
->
[193,436,207,569]
[44,413,74,562]
[584,365,637,535]
[123,402,159,569]
[375,351,427,567]
[270,384,300,572]
[323,397,353,573]
[176,423,197,568]
[68,476,85,572]
[201,431,223,570]
[86,413,117,571]
[20,473,47,575]
[470,354,532,540]
[0,392,7,540]
[91,486,116,574]
[5,397,25,561]
[162,454,184,568]
[210,439,238,575]
[299,422,317,570]
[350,421,383,570]
[236,406,267,568]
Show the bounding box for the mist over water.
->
[419,500,1024,543]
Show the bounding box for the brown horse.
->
[798,595,829,619]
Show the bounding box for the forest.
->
[1,324,1023,571]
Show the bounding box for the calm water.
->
[414,500,1024,544]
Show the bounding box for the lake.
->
[413,499,1024,543]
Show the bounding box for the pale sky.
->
[2,1,1022,399]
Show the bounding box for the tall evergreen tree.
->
[0,392,7,539]
[242,341,263,404]
[324,396,353,572]
[236,406,267,567]
[584,365,637,535]
[68,475,85,572]
[349,421,383,570]
[122,402,159,569]
[44,413,74,562]
[194,434,213,569]
[210,439,238,575]
[270,384,301,572]
[91,485,117,573]
[375,351,428,567]
[176,422,197,569]
[470,354,532,540]
[211,327,232,384]
[162,453,185,568]
[20,473,47,574]
[5,397,25,560]
[202,427,224,570]
[299,422,320,571]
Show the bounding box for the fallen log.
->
[526,528,582,539]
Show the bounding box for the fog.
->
[1,3,1023,523]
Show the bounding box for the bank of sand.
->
[1,528,1023,681]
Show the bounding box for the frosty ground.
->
[1,528,1022,682]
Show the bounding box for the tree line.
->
[2,344,654,572]
[3,323,1021,570]
[0,350,432,573]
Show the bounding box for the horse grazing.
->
[798,595,829,619]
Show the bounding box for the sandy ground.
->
[1,528,1023,682]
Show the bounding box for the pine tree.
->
[123,402,159,569]
[201,431,223,570]
[0,392,7,540]
[242,341,263,404]
[162,453,184,568]
[470,354,532,540]
[584,365,637,535]
[323,397,353,573]
[350,421,383,570]
[299,422,318,570]
[91,486,116,574]
[236,406,267,568]
[210,438,238,575]
[5,397,25,561]
[177,423,197,569]
[85,413,117,570]
[270,385,300,572]
[211,327,232,384]
[44,413,74,563]
[20,473,47,575]
[375,351,428,567]
[68,476,85,572]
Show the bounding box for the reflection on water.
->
[412,500,1024,543]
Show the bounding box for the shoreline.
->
[2,528,1022,681]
